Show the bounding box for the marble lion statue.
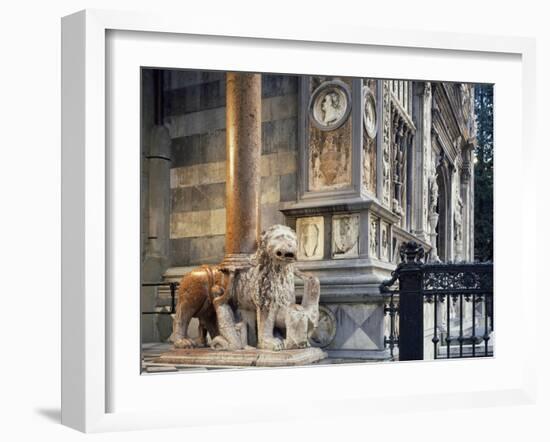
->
[169,224,321,351]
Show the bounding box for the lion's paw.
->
[173,338,195,349]
[259,337,283,351]
[210,336,230,350]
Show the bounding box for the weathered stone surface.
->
[260,151,297,177]
[170,238,191,265]
[279,173,297,202]
[326,303,385,351]
[260,203,285,230]
[155,347,326,367]
[260,176,280,205]
[166,95,298,139]
[262,95,298,123]
[332,214,360,259]
[166,70,224,91]
[262,118,298,154]
[171,130,226,168]
[189,235,225,265]
[170,209,226,238]
[296,216,324,261]
[170,182,226,214]
[165,79,225,116]
[262,74,298,98]
[170,152,296,189]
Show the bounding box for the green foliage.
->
[474,84,494,261]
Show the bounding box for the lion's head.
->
[258,225,298,265]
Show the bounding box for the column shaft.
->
[225,73,262,260]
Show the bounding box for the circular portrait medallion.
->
[309,80,352,131]
[308,306,337,348]
[363,88,378,139]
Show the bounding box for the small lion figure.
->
[169,225,321,351]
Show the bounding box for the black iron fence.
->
[380,242,494,361]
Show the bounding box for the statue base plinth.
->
[155,347,327,367]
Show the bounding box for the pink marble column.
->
[223,72,262,266]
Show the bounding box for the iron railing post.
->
[396,242,425,361]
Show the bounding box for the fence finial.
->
[399,241,425,264]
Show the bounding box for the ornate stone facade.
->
[141,70,478,362]
[282,75,476,359]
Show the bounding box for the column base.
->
[154,347,327,367]
[221,253,257,270]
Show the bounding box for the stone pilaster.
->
[414,82,432,242]
[461,139,475,261]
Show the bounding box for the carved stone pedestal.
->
[155,347,327,367]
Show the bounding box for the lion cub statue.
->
[169,225,320,351]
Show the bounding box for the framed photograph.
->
[61,9,536,433]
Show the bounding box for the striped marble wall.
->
[165,71,299,267]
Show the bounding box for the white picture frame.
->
[61,9,537,433]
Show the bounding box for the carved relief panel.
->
[296,216,324,261]
[381,81,392,207]
[362,79,377,196]
[380,222,390,262]
[308,78,353,191]
[369,214,379,259]
[454,181,464,262]
[308,305,337,348]
[332,214,360,259]
[422,83,433,234]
